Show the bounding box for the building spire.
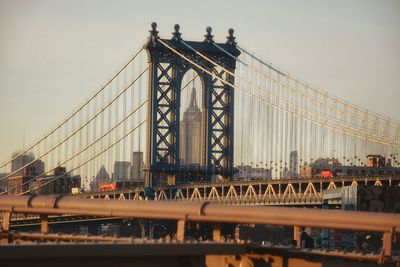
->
[189,87,197,108]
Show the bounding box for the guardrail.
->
[0,195,399,263]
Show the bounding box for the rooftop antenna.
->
[22,128,25,152]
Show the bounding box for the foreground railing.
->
[0,195,399,263]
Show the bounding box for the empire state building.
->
[180,88,202,165]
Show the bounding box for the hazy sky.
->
[0,0,399,163]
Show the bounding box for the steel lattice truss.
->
[209,68,234,172]
[144,33,240,186]
[154,63,178,165]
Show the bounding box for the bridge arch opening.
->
[179,68,206,183]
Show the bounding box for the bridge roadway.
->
[81,175,399,205]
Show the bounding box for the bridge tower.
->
[144,23,240,187]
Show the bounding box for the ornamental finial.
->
[204,26,214,43]
[172,24,182,41]
[148,22,159,45]
[226,28,237,46]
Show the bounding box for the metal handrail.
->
[1,195,399,233]
[0,195,399,259]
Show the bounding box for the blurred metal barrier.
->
[0,195,399,266]
[1,242,399,267]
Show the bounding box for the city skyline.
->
[1,0,399,164]
[0,1,399,260]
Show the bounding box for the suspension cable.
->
[204,41,398,143]
[179,40,398,146]
[18,120,147,195]
[0,48,145,170]
[0,67,148,182]
[4,72,199,194]
[237,44,400,129]
[158,38,399,148]
[1,99,148,195]
[214,43,398,136]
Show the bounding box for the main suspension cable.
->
[1,99,148,195]
[158,38,399,148]
[0,48,145,170]
[18,120,147,195]
[4,72,199,194]
[0,67,148,182]
[179,40,397,146]
[214,43,398,136]
[237,44,400,129]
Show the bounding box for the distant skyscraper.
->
[130,151,143,182]
[114,161,131,181]
[95,165,110,183]
[31,160,45,176]
[179,88,202,165]
[90,165,110,192]
[11,151,35,176]
[0,173,9,190]
[289,151,298,179]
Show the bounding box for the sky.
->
[0,0,399,163]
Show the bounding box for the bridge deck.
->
[78,175,399,206]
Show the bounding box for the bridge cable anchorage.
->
[2,72,199,195]
[237,44,400,130]
[0,67,149,184]
[214,43,399,137]
[172,39,399,147]
[0,48,145,170]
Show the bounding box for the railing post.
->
[1,211,11,232]
[177,219,186,241]
[382,228,393,258]
[1,211,12,244]
[213,223,221,242]
[294,225,301,248]
[40,214,49,233]
[234,225,240,241]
